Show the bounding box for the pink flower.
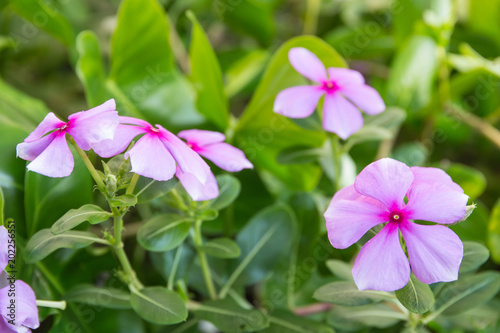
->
[177,130,253,172]
[16,99,119,177]
[0,226,39,332]
[273,47,386,139]
[324,158,468,291]
[92,117,219,201]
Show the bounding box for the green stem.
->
[168,245,183,290]
[71,140,106,193]
[330,134,343,192]
[303,0,321,35]
[126,173,140,195]
[193,219,217,299]
[36,300,67,310]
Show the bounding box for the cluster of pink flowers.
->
[17,99,253,201]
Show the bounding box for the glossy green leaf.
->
[135,177,178,203]
[313,281,386,306]
[433,271,500,315]
[262,310,334,333]
[187,11,228,130]
[130,287,187,325]
[396,275,434,314]
[51,204,111,235]
[64,284,132,309]
[327,303,406,331]
[201,238,241,258]
[459,241,490,273]
[137,214,191,252]
[194,299,269,333]
[24,229,103,264]
[208,174,241,211]
[235,36,346,191]
[110,194,138,207]
[488,198,500,263]
[326,259,353,281]
[445,163,487,200]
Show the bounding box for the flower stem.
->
[329,134,343,192]
[71,140,106,193]
[303,0,321,35]
[126,173,140,195]
[168,245,183,290]
[193,219,217,299]
[36,300,67,310]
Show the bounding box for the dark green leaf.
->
[488,198,500,263]
[51,204,111,235]
[325,259,353,281]
[327,303,406,331]
[201,238,241,259]
[208,174,241,211]
[262,310,334,333]
[136,177,178,203]
[445,163,486,200]
[137,214,191,252]
[130,286,187,325]
[396,275,434,314]
[277,146,324,165]
[64,284,132,309]
[313,281,386,306]
[459,241,490,274]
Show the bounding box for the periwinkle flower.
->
[273,47,385,139]
[92,117,219,201]
[16,99,119,177]
[0,226,39,332]
[177,129,253,172]
[324,158,468,291]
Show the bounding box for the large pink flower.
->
[16,99,119,177]
[92,117,219,201]
[273,47,385,139]
[177,130,253,172]
[324,158,468,292]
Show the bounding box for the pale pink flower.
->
[16,99,119,177]
[177,130,253,172]
[92,117,219,201]
[324,158,468,291]
[274,47,386,139]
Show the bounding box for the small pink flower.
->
[16,99,119,177]
[273,47,386,139]
[177,130,253,172]
[324,158,468,291]
[92,117,219,201]
[0,226,39,332]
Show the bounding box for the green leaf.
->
[130,286,187,325]
[263,310,334,333]
[327,303,406,331]
[488,198,500,263]
[225,49,269,98]
[364,107,407,130]
[187,11,228,130]
[344,126,393,150]
[0,187,4,224]
[110,194,138,207]
[444,163,486,201]
[196,209,218,221]
[137,214,191,252]
[208,174,241,211]
[392,142,429,167]
[313,281,386,306]
[433,271,500,316]
[194,299,269,333]
[326,259,353,281]
[135,177,178,203]
[64,284,132,309]
[276,146,324,165]
[9,0,74,46]
[386,35,438,113]
[396,275,434,314]
[24,229,103,264]
[235,36,346,191]
[51,204,111,235]
[459,241,490,274]
[230,204,296,286]
[201,238,241,259]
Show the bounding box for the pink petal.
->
[92,125,147,158]
[400,221,463,284]
[273,86,324,118]
[0,318,16,333]
[177,129,225,146]
[176,166,219,201]
[324,199,388,249]
[198,143,253,172]
[0,227,9,272]
[125,133,176,181]
[410,166,464,193]
[330,185,387,210]
[322,92,363,139]
[328,68,365,85]
[288,47,328,83]
[119,116,152,128]
[0,280,39,330]
[16,131,58,162]
[26,132,74,177]
[25,112,65,142]
[340,84,386,115]
[404,184,468,224]
[353,223,410,291]
[158,126,213,187]
[67,109,119,151]
[354,158,413,210]
[67,99,116,122]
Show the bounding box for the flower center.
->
[389,211,404,223]
[59,123,69,132]
[322,80,339,93]
[148,126,159,133]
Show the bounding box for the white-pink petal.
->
[68,99,116,122]
[176,167,219,201]
[177,129,225,146]
[288,47,328,83]
[92,125,147,158]
[26,132,74,178]
[410,166,463,193]
[68,110,119,151]
[16,131,58,161]
[340,84,385,115]
[0,280,39,331]
[400,221,463,284]
[273,86,324,118]
[324,199,388,249]
[0,227,9,272]
[119,116,152,128]
[328,68,365,86]
[322,92,363,140]
[198,143,253,172]
[353,223,410,291]
[354,158,413,210]
[25,112,65,142]
[125,133,176,181]
[405,183,468,224]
